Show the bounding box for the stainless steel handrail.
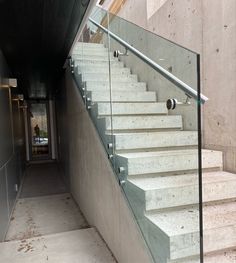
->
[88,17,208,104]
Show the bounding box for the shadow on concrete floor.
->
[20,163,67,198]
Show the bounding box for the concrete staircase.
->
[72,42,236,263]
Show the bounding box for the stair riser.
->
[90,92,156,102]
[85,82,146,90]
[74,60,123,67]
[115,132,197,150]
[117,151,222,176]
[73,52,113,58]
[72,54,117,61]
[169,224,236,260]
[82,74,138,82]
[97,103,166,116]
[105,116,182,132]
[168,258,199,263]
[77,67,131,74]
[81,70,133,78]
[86,85,146,92]
[73,49,109,55]
[169,232,200,260]
[145,179,236,211]
[204,225,236,254]
[74,43,105,49]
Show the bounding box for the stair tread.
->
[76,42,104,46]
[105,115,183,130]
[99,103,167,116]
[86,81,146,86]
[72,56,117,61]
[92,91,155,95]
[113,131,197,149]
[110,130,195,136]
[128,171,236,191]
[79,68,131,74]
[91,91,156,102]
[113,130,196,137]
[146,202,236,236]
[117,149,218,159]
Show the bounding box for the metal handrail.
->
[88,17,208,104]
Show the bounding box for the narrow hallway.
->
[0,163,116,263]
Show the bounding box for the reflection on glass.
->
[30,103,49,157]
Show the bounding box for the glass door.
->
[28,102,51,160]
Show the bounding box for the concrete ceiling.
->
[0,0,91,99]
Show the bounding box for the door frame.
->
[27,100,52,161]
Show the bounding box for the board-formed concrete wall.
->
[202,0,236,173]
[56,69,152,263]
[100,0,236,173]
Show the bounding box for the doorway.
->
[28,101,51,160]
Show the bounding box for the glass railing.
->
[72,7,116,165]
[71,5,203,263]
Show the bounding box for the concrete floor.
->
[1,228,116,263]
[5,193,88,241]
[20,163,67,198]
[1,163,117,263]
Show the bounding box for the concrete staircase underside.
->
[72,42,236,263]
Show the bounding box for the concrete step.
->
[116,149,222,176]
[204,250,236,263]
[128,171,236,210]
[72,48,109,55]
[171,251,236,263]
[72,54,117,61]
[77,67,131,75]
[86,83,146,92]
[146,201,236,260]
[75,42,105,48]
[97,102,166,116]
[113,131,197,150]
[85,81,146,91]
[168,257,200,263]
[103,115,183,132]
[72,52,113,59]
[82,73,138,82]
[90,91,156,102]
[74,59,124,67]
[0,228,116,263]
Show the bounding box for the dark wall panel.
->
[0,167,8,241]
[0,0,91,99]
[0,51,13,168]
[0,49,25,241]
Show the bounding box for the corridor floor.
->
[0,163,116,263]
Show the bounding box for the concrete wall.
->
[101,0,236,173]
[56,69,152,263]
[201,0,236,173]
[0,50,25,241]
[107,5,199,131]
